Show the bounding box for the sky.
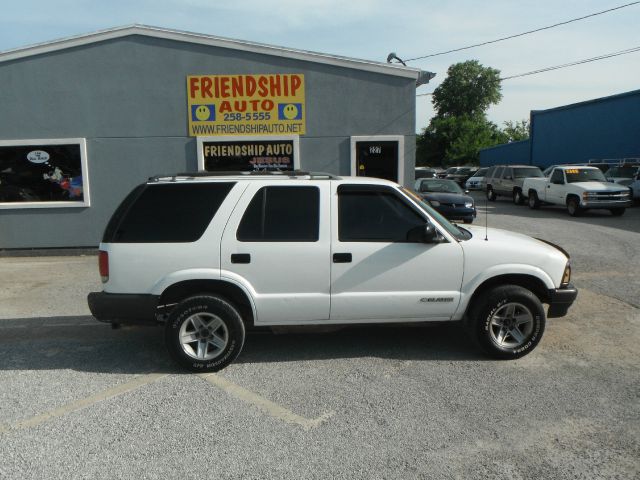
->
[1,0,638,133]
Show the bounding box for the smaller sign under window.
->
[202,139,296,172]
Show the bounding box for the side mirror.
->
[407,223,441,243]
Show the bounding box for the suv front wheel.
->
[165,295,246,372]
[468,285,545,359]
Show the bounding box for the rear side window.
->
[493,167,504,179]
[104,182,235,243]
[514,167,543,178]
[237,186,319,242]
[338,185,425,242]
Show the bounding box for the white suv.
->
[88,171,577,371]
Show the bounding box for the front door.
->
[354,140,399,182]
[221,181,331,324]
[330,184,464,321]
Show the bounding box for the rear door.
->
[221,181,331,324]
[329,183,464,321]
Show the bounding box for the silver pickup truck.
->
[523,166,631,216]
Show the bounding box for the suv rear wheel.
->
[467,285,545,359]
[486,186,496,201]
[165,295,245,372]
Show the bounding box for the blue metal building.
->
[480,89,640,168]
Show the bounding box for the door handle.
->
[333,253,352,263]
[231,253,251,264]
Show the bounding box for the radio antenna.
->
[484,196,489,241]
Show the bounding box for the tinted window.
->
[107,182,235,243]
[550,169,564,183]
[514,167,543,178]
[503,168,513,179]
[237,186,319,241]
[338,185,425,242]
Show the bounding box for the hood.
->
[458,225,569,287]
[421,192,472,204]
[572,181,628,192]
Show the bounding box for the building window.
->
[0,138,90,209]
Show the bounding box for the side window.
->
[504,168,513,179]
[107,182,235,243]
[493,167,504,180]
[338,186,425,242]
[551,169,564,184]
[237,186,319,242]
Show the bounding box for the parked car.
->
[627,171,640,203]
[414,167,437,180]
[523,166,632,216]
[446,167,477,186]
[88,171,576,371]
[437,167,458,179]
[465,168,489,190]
[414,178,476,223]
[605,165,640,184]
[486,165,544,204]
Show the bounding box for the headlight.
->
[430,200,441,207]
[562,262,571,286]
[464,201,473,208]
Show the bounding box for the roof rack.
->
[148,170,342,182]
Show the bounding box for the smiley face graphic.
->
[278,103,302,120]
[283,104,299,120]
[195,105,211,121]
[191,104,215,121]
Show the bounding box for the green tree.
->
[416,60,503,167]
[502,119,529,142]
[432,60,502,117]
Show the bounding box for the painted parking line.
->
[1,373,167,433]
[199,373,334,430]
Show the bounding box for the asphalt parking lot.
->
[1,197,638,479]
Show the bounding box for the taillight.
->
[99,250,109,283]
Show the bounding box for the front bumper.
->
[547,283,578,318]
[88,291,159,324]
[434,204,476,220]
[580,199,631,208]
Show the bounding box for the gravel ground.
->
[0,198,638,479]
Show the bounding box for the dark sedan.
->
[414,178,476,223]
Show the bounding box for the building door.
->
[351,136,404,183]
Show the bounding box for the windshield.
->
[418,179,463,194]
[400,187,467,240]
[565,168,607,183]
[470,168,487,178]
[514,167,543,178]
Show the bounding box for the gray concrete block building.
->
[0,25,427,249]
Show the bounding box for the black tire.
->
[165,295,245,372]
[487,186,496,201]
[467,285,546,360]
[610,208,625,216]
[463,217,474,224]
[567,196,582,217]
[528,191,540,209]
[513,189,524,205]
